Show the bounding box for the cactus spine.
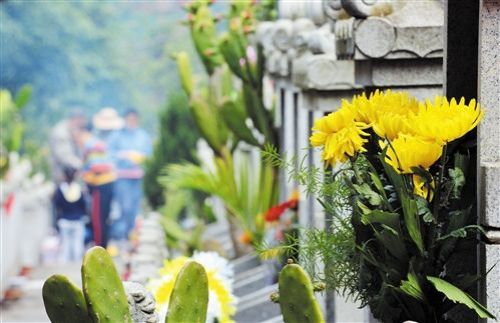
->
[82,246,132,323]
[42,274,89,323]
[165,261,209,323]
[278,262,325,323]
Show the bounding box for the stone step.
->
[235,283,281,323]
[230,253,260,274]
[235,264,269,283]
[234,271,269,297]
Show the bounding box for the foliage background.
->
[0,1,222,156]
[143,92,199,209]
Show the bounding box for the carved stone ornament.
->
[279,0,327,25]
[354,1,444,59]
[292,54,361,90]
[273,19,294,52]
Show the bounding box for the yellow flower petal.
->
[310,107,369,166]
[413,174,434,200]
[382,134,443,174]
[409,96,484,144]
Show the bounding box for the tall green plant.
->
[165,0,279,255]
[175,0,277,152]
[160,150,278,247]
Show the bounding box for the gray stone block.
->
[371,59,443,87]
[480,163,500,228]
[486,244,500,323]
[235,284,281,323]
[478,0,500,164]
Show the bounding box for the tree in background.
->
[143,92,200,209]
[1,1,200,152]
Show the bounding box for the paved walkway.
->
[1,264,81,323]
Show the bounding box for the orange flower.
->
[240,231,252,245]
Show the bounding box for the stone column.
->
[478,1,500,321]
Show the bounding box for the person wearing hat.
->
[79,107,123,248]
[108,108,151,242]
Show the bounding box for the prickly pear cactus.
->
[42,274,89,323]
[82,246,132,323]
[165,261,208,323]
[278,261,325,323]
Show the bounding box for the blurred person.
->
[49,109,86,183]
[54,166,86,262]
[80,108,123,248]
[109,108,152,241]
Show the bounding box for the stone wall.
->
[478,1,500,321]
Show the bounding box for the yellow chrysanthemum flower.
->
[148,255,236,323]
[310,107,370,166]
[349,90,420,126]
[382,134,443,174]
[409,97,483,144]
[413,174,434,200]
[372,113,415,140]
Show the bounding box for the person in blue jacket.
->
[108,109,152,241]
[54,166,87,262]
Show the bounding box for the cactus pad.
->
[81,246,132,323]
[278,263,325,323]
[42,274,89,323]
[165,261,208,323]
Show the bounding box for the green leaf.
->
[400,193,424,255]
[378,149,408,202]
[160,216,188,242]
[374,229,407,260]
[353,183,382,206]
[356,200,372,215]
[14,84,32,109]
[427,276,496,319]
[416,197,434,223]
[400,272,424,301]
[361,210,400,231]
[369,172,388,200]
[437,224,485,242]
[449,167,465,199]
[220,98,260,147]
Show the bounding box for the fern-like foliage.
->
[259,144,365,302]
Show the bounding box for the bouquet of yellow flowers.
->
[307,90,494,322]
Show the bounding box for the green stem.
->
[433,144,448,218]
